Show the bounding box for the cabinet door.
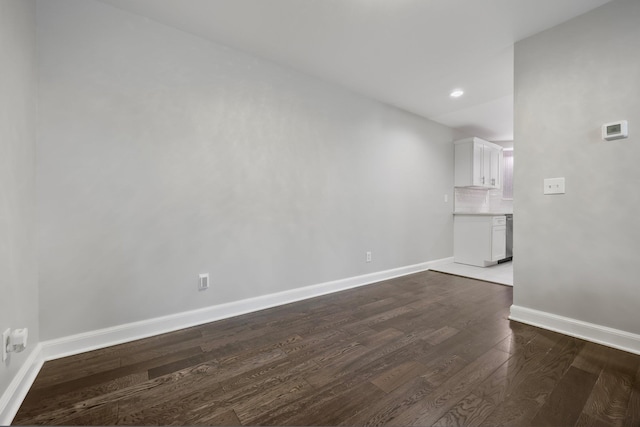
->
[489,147,501,188]
[481,144,491,187]
[491,225,506,261]
[473,142,484,187]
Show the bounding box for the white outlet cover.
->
[2,328,9,362]
[199,273,209,290]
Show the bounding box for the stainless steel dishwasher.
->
[499,214,513,263]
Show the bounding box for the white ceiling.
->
[99,0,612,142]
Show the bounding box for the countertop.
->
[453,212,512,216]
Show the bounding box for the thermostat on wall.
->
[602,120,628,141]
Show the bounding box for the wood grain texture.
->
[582,349,639,427]
[12,271,640,426]
[431,393,495,427]
[623,365,640,427]
[371,360,427,394]
[529,365,598,426]
[393,347,511,426]
[478,335,585,427]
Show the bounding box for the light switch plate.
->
[544,177,565,195]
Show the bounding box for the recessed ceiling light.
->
[450,89,464,98]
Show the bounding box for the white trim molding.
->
[509,305,640,355]
[0,344,45,426]
[42,257,452,361]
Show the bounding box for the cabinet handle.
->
[491,178,495,186]
[482,177,485,184]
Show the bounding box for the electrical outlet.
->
[198,273,210,291]
[2,328,9,362]
[366,251,372,263]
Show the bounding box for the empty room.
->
[1,0,639,425]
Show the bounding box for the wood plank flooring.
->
[13,271,640,426]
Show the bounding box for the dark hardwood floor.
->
[13,271,640,426]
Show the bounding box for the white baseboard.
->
[42,257,452,361]
[509,305,640,355]
[0,344,44,426]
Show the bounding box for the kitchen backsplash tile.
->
[489,189,513,213]
[454,187,488,212]
[454,187,513,213]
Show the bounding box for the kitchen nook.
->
[432,137,513,285]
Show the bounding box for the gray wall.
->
[513,0,640,334]
[0,0,39,394]
[37,0,455,340]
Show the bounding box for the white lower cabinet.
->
[454,215,507,267]
[491,221,507,261]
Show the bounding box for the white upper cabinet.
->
[489,145,502,188]
[454,137,503,189]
